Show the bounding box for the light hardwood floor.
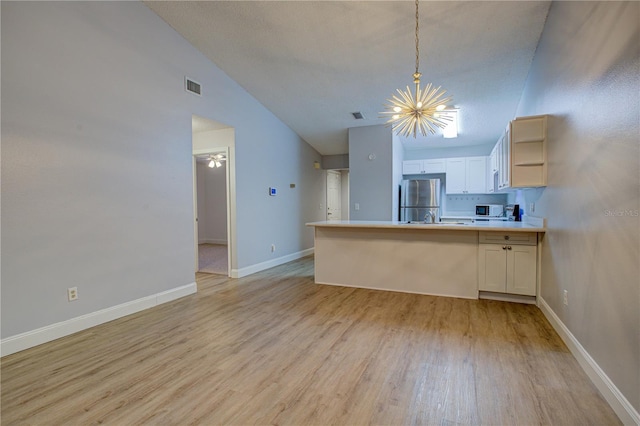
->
[1,256,620,425]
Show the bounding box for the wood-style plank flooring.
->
[1,256,620,425]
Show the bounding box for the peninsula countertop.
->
[306,219,546,233]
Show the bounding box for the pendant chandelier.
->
[382,0,452,138]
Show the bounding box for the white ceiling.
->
[146,1,551,156]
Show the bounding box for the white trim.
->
[538,297,639,426]
[316,280,477,300]
[231,248,314,278]
[479,291,536,304]
[198,239,227,245]
[0,282,197,357]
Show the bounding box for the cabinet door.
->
[479,244,507,292]
[466,156,487,194]
[403,160,423,175]
[490,144,498,173]
[506,245,537,296]
[501,127,510,188]
[445,158,466,194]
[422,159,446,174]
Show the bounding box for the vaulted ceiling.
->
[146,1,551,155]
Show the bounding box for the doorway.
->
[326,170,348,220]
[195,151,228,275]
[192,115,235,277]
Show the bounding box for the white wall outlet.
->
[530,202,535,213]
[68,287,78,302]
[563,290,568,306]
[355,203,360,211]
[271,244,276,252]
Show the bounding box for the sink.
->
[405,222,468,225]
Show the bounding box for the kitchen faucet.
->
[425,211,436,223]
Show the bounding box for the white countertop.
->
[441,215,508,221]
[306,219,545,232]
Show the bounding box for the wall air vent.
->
[185,77,202,96]
[351,111,365,120]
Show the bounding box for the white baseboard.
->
[538,297,639,425]
[198,239,227,245]
[479,291,537,304]
[231,248,314,278]
[0,282,197,357]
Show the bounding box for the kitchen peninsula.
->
[307,219,545,301]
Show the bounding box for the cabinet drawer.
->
[479,232,537,246]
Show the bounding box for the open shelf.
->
[510,115,547,188]
[514,161,544,166]
[513,138,544,144]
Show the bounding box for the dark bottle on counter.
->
[513,204,522,221]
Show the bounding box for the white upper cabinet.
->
[466,157,488,194]
[445,156,487,194]
[402,159,446,175]
[402,160,423,175]
[445,158,466,193]
[490,143,498,173]
[499,126,510,190]
[423,159,446,173]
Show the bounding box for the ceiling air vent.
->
[185,77,202,96]
[351,111,365,120]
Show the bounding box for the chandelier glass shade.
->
[382,0,453,138]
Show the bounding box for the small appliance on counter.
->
[475,204,504,217]
[506,204,523,221]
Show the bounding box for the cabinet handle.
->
[502,246,507,250]
[507,246,512,250]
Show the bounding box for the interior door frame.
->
[193,146,232,277]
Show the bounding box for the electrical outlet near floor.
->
[68,287,78,302]
[271,244,276,253]
[563,290,568,306]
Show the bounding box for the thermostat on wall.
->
[269,187,277,196]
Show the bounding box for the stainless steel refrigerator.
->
[400,179,441,223]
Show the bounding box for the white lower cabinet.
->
[478,232,537,296]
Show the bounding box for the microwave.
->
[476,204,504,217]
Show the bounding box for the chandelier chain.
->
[415,0,420,75]
[381,0,453,138]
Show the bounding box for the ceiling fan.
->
[207,153,226,168]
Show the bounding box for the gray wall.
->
[348,125,399,220]
[515,1,639,413]
[404,142,495,160]
[322,154,349,170]
[1,2,324,340]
